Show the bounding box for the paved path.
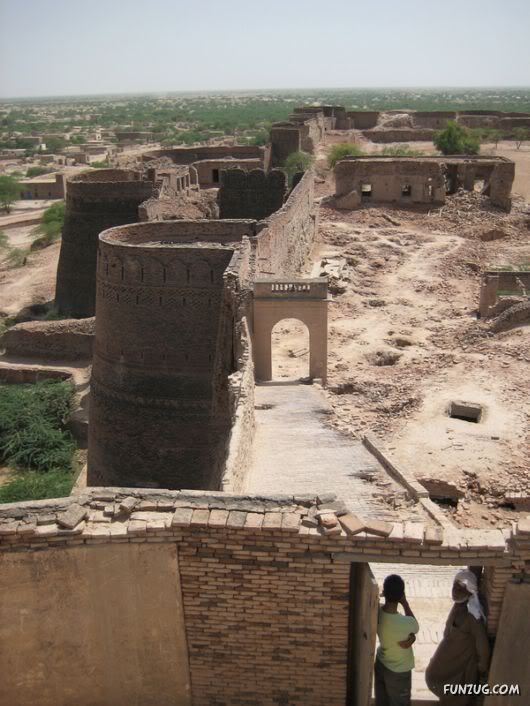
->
[246,383,424,522]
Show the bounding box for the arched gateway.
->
[252,278,329,383]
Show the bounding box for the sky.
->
[0,0,529,98]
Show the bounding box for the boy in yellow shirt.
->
[375,574,419,706]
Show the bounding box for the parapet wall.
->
[0,489,528,706]
[218,168,287,220]
[143,144,269,170]
[254,169,318,276]
[55,169,155,318]
[0,318,94,360]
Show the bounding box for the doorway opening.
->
[271,318,309,381]
[348,562,486,704]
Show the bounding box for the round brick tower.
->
[55,169,155,318]
[88,221,238,490]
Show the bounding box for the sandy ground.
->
[0,239,60,315]
[275,138,530,529]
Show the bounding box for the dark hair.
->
[383,574,405,602]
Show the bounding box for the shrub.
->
[6,247,29,268]
[31,201,65,249]
[26,166,51,178]
[433,121,480,155]
[0,380,76,475]
[91,160,110,168]
[284,151,314,179]
[0,175,21,213]
[328,143,363,168]
[381,145,425,157]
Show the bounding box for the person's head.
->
[383,574,405,604]
[452,579,472,603]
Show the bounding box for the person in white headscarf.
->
[425,569,490,705]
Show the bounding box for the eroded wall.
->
[218,168,287,220]
[0,542,191,706]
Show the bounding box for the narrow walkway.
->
[246,383,425,522]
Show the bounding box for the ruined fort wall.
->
[270,124,301,167]
[192,157,263,187]
[348,111,380,129]
[362,128,435,142]
[88,221,255,490]
[218,168,287,220]
[0,318,94,360]
[55,169,154,318]
[143,144,267,167]
[334,159,446,205]
[0,490,527,706]
[254,169,318,276]
[412,111,456,129]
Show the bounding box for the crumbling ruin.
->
[333,156,515,211]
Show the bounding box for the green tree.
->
[284,151,314,180]
[433,121,480,155]
[90,160,110,168]
[328,143,364,168]
[0,175,21,213]
[512,127,529,150]
[45,136,66,153]
[31,201,65,249]
[26,166,51,178]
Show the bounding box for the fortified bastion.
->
[55,169,155,318]
[88,219,255,490]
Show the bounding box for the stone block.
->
[388,523,404,542]
[57,503,88,530]
[516,517,530,535]
[0,522,19,536]
[35,524,59,538]
[364,519,393,538]
[119,496,138,515]
[172,507,193,528]
[403,522,424,544]
[317,500,349,516]
[209,510,229,529]
[226,511,247,529]
[318,513,339,529]
[263,513,283,530]
[338,513,364,536]
[190,509,210,527]
[244,513,264,530]
[424,526,444,545]
[281,513,301,533]
[127,520,147,536]
[36,514,57,526]
[316,492,337,505]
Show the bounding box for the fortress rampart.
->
[55,169,155,318]
[88,220,254,490]
[218,167,287,220]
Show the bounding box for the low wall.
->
[254,169,318,275]
[0,318,95,359]
[0,489,528,706]
[220,318,255,492]
[362,128,435,142]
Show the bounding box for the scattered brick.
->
[57,503,87,530]
[338,513,364,536]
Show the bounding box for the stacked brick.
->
[1,490,529,706]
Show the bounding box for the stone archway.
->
[252,278,329,383]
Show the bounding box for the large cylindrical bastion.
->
[87,220,243,490]
[55,169,155,318]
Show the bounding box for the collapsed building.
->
[333,156,515,211]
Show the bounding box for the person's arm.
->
[397,593,419,648]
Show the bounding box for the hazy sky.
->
[0,0,529,98]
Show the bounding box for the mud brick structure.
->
[218,167,287,220]
[88,220,255,490]
[0,318,94,360]
[479,268,530,317]
[142,145,270,188]
[0,489,529,706]
[18,172,66,200]
[334,156,515,211]
[55,169,155,318]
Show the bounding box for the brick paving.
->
[246,383,427,522]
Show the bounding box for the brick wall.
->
[0,490,528,706]
[218,168,287,220]
[1,318,94,360]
